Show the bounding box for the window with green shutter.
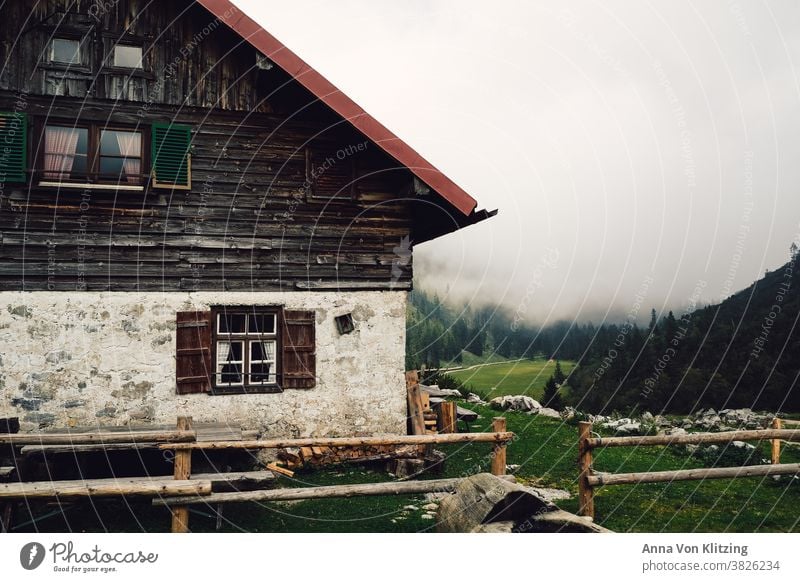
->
[151,123,191,190]
[0,112,28,183]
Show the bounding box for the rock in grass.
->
[536,407,562,419]
[490,395,541,412]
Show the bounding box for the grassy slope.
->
[449,357,576,401]
[22,407,800,533]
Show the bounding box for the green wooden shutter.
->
[151,123,191,189]
[0,112,28,183]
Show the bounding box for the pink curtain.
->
[43,127,80,180]
[115,131,142,183]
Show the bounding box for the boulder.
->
[466,393,487,405]
[641,411,655,423]
[732,440,756,451]
[437,473,609,533]
[536,407,562,419]
[615,422,642,435]
[560,407,577,421]
[489,395,541,412]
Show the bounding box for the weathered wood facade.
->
[0,0,492,435]
[0,0,463,292]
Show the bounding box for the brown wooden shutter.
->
[176,311,213,394]
[281,310,316,389]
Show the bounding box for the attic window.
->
[113,45,143,69]
[49,39,81,65]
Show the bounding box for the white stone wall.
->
[0,291,408,436]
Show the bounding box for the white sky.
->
[234,0,800,325]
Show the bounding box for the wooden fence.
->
[1,415,513,533]
[577,420,800,519]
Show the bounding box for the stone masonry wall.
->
[0,291,408,436]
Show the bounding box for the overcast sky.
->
[235,0,800,326]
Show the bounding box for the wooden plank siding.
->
[0,1,416,292]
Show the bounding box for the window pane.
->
[100,130,142,183]
[216,341,243,385]
[220,364,242,385]
[101,130,141,156]
[217,341,243,363]
[248,313,276,334]
[51,39,80,65]
[250,363,276,384]
[113,45,143,68]
[43,126,88,180]
[251,340,276,362]
[218,313,246,334]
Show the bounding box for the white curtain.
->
[217,342,233,365]
[44,127,80,179]
[262,341,276,361]
[115,131,142,183]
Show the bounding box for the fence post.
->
[438,401,457,434]
[491,417,507,476]
[171,416,193,533]
[771,417,782,464]
[578,421,595,520]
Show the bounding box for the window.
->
[49,38,81,65]
[175,308,316,395]
[39,123,144,188]
[214,308,279,391]
[113,45,143,69]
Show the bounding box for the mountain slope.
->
[568,256,800,413]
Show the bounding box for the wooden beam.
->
[587,463,800,487]
[190,471,276,492]
[160,432,516,450]
[20,443,158,456]
[438,402,457,434]
[171,416,193,533]
[586,429,800,449]
[0,478,211,499]
[0,430,196,446]
[771,418,782,464]
[154,475,516,507]
[578,421,594,519]
[406,371,426,436]
[491,418,507,476]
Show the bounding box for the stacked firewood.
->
[276,444,423,470]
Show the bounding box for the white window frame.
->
[214,311,278,389]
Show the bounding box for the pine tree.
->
[553,360,566,385]
[649,308,658,333]
[543,374,563,410]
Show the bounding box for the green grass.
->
[19,407,800,533]
[448,357,575,401]
[449,350,509,368]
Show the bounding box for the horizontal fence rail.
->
[159,432,516,451]
[153,475,517,507]
[588,463,800,486]
[0,430,197,446]
[586,429,800,449]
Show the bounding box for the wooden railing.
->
[1,415,513,533]
[577,420,800,520]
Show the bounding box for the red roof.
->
[197,0,479,216]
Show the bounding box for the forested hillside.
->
[569,252,800,413]
[407,247,800,413]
